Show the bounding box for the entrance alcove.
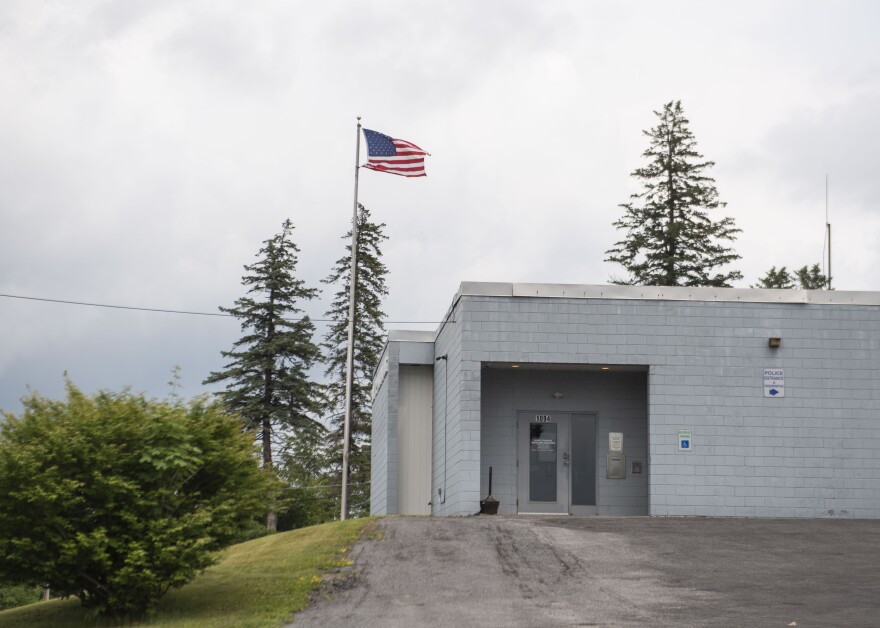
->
[479,363,649,516]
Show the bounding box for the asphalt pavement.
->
[290,515,880,627]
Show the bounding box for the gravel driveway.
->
[290,515,880,627]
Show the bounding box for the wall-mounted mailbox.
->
[607,454,626,479]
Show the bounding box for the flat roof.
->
[458,281,880,306]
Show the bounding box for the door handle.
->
[563,451,570,465]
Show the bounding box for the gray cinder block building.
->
[371,282,880,518]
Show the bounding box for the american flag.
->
[362,128,428,177]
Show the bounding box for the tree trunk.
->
[263,417,276,532]
[264,294,277,532]
[666,138,676,284]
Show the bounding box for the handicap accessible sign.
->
[763,368,785,398]
[678,429,693,452]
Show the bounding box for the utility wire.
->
[0,293,232,317]
[0,293,444,324]
[280,481,371,491]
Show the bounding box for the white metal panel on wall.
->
[397,365,433,515]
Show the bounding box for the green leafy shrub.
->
[0,583,42,610]
[0,382,273,620]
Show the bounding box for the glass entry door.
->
[517,411,597,514]
[517,412,569,513]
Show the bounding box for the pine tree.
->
[794,264,830,290]
[322,204,388,518]
[752,266,796,289]
[754,263,829,290]
[276,426,337,529]
[606,101,742,287]
[204,219,322,531]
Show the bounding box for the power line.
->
[280,481,371,491]
[0,293,232,317]
[0,292,443,324]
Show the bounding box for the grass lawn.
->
[0,517,375,628]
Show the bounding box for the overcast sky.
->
[2,0,879,413]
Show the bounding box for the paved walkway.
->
[290,516,880,627]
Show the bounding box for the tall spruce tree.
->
[606,101,742,287]
[204,219,322,531]
[322,204,388,518]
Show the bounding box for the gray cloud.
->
[3,1,880,411]
[763,92,880,208]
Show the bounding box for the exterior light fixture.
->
[768,337,782,348]
[553,392,563,399]
[511,364,520,368]
[601,367,610,371]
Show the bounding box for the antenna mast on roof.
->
[825,175,832,290]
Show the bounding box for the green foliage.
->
[204,219,323,530]
[606,100,742,287]
[0,382,272,620]
[752,265,795,289]
[0,518,374,628]
[0,583,41,610]
[794,263,830,290]
[277,427,338,529]
[320,204,389,518]
[754,263,829,290]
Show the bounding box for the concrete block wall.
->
[647,301,880,518]
[464,294,880,519]
[597,406,649,515]
[481,368,648,515]
[432,298,484,516]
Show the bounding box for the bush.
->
[0,382,273,620]
[0,583,42,610]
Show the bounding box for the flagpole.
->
[341,117,361,521]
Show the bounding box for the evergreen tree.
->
[606,101,742,287]
[753,263,829,290]
[752,266,795,289]
[794,263,830,290]
[204,219,322,531]
[321,204,388,518]
[276,426,337,529]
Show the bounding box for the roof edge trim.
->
[457,281,880,306]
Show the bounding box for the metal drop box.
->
[606,454,626,480]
